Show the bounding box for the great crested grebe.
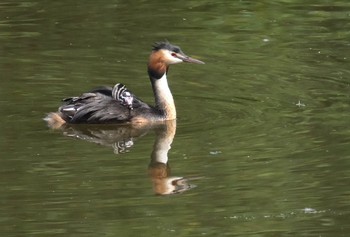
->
[45,41,204,126]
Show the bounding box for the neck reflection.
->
[149,120,195,195]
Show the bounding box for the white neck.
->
[152,73,176,120]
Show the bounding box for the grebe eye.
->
[171,53,177,57]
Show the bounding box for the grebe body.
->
[45,42,204,127]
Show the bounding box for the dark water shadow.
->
[47,120,196,195]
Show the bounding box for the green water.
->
[1,0,350,236]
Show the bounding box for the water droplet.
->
[210,151,221,155]
[303,208,317,214]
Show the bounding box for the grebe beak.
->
[182,56,205,64]
[173,53,205,64]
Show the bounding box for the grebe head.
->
[152,41,205,65]
[148,41,204,80]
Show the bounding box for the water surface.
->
[1,0,350,236]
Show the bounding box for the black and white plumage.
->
[112,83,134,110]
[45,41,204,126]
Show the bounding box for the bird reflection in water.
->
[47,120,196,195]
[148,120,196,195]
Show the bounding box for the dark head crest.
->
[152,41,182,53]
